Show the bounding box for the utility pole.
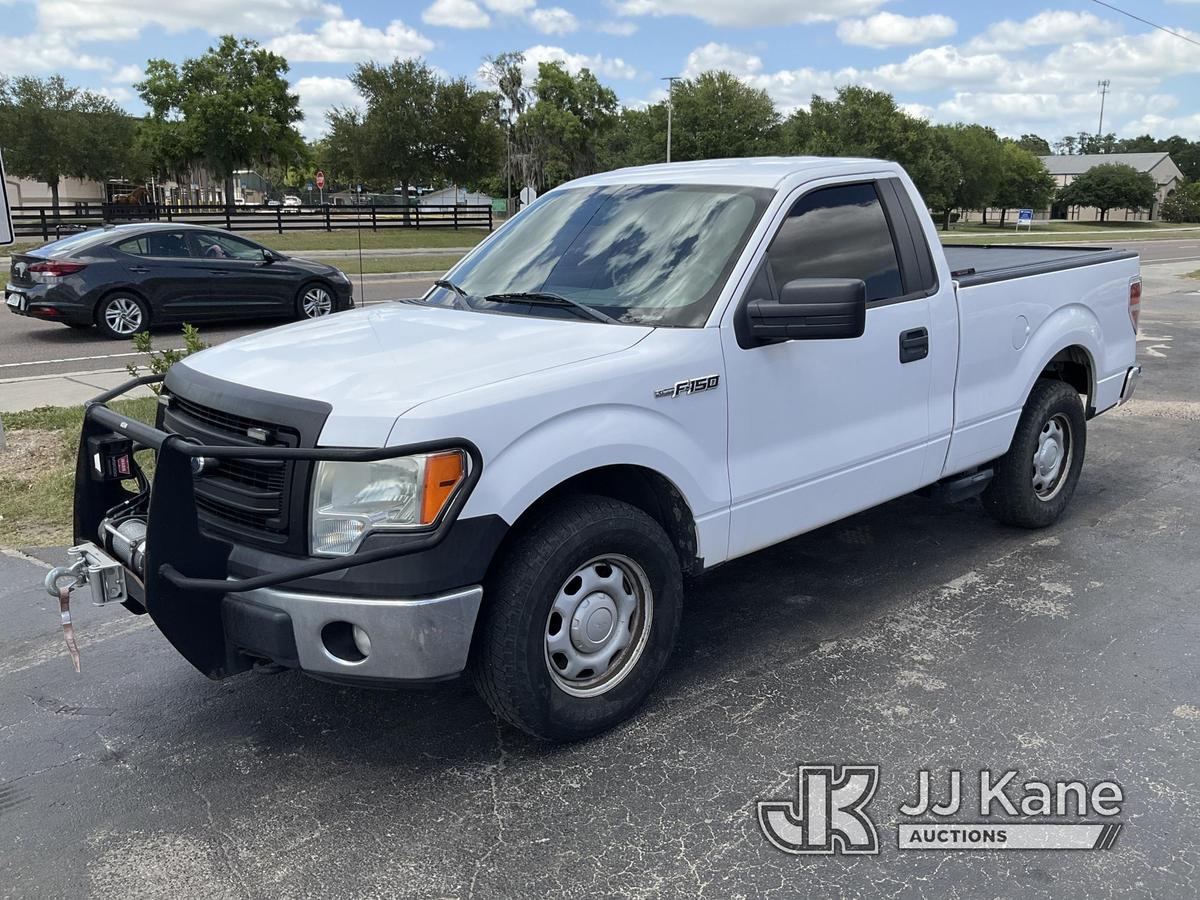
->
[1097,79,1111,141]
[662,76,680,163]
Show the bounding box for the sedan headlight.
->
[309,450,466,556]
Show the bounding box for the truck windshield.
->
[426,183,773,326]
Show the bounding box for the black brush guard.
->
[76,374,482,679]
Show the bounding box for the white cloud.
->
[292,75,364,139]
[0,31,112,74]
[109,65,143,84]
[966,11,1118,52]
[529,6,578,35]
[480,0,534,12]
[422,0,491,29]
[615,0,885,27]
[266,14,434,63]
[515,45,640,82]
[870,45,1009,92]
[682,42,763,77]
[36,0,330,41]
[1045,28,1200,80]
[596,19,637,36]
[837,12,957,49]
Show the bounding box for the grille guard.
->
[75,374,483,678]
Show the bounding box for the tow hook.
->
[43,542,129,672]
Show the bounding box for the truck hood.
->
[178,303,652,445]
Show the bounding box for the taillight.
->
[28,260,87,282]
[1129,278,1141,333]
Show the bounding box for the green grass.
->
[1187,270,1200,280]
[251,229,488,252]
[1,397,158,547]
[333,254,464,275]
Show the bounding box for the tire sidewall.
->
[496,508,682,741]
[991,381,1087,526]
[95,293,149,339]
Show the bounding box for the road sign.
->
[0,150,13,247]
[1016,208,1034,231]
[519,185,537,207]
[315,170,326,189]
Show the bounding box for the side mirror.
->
[747,277,866,343]
[261,249,278,264]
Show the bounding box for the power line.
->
[1085,0,1200,48]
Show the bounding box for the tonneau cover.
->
[945,244,1137,287]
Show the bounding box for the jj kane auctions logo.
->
[757,765,1124,854]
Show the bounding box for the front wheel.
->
[95,293,149,339]
[982,379,1087,528]
[471,495,683,741]
[297,283,334,319]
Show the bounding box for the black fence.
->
[9,202,493,241]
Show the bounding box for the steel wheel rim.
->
[1032,413,1073,501]
[303,287,333,318]
[104,296,143,335]
[544,554,654,698]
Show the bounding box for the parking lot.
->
[0,258,1196,897]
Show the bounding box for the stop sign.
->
[315,170,326,189]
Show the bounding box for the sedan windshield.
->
[426,183,773,326]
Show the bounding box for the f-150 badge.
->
[655,375,720,399]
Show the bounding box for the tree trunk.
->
[1099,208,1107,222]
[942,208,952,231]
[402,179,411,226]
[999,208,1007,227]
[982,207,988,226]
[224,176,235,211]
[49,178,61,222]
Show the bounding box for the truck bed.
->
[944,244,1138,287]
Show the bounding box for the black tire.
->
[471,495,683,742]
[982,379,1087,528]
[95,292,150,339]
[296,282,335,320]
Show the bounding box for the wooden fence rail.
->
[7,203,493,241]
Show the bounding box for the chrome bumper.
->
[1119,365,1142,405]
[234,584,484,681]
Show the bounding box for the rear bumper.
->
[224,584,483,682]
[1119,365,1142,405]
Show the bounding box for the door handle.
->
[899,327,929,363]
[127,266,149,274]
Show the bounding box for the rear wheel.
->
[471,495,683,741]
[297,283,334,319]
[95,293,149,339]
[982,379,1087,528]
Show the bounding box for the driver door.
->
[721,179,936,559]
[190,231,295,317]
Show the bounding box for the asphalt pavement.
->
[0,262,1197,897]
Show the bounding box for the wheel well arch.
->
[1038,344,1094,412]
[489,464,703,580]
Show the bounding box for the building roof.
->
[1038,153,1170,176]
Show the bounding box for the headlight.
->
[309,450,466,556]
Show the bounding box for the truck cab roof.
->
[571,156,903,190]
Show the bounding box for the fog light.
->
[352,625,371,657]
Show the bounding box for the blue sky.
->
[2,0,1198,142]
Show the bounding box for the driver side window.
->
[194,232,265,261]
[766,182,903,303]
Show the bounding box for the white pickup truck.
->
[59,157,1141,741]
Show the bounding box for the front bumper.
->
[72,374,484,683]
[225,584,483,682]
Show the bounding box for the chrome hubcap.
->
[545,554,653,698]
[1032,414,1072,500]
[302,287,333,317]
[104,297,143,335]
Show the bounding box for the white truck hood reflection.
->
[178,303,653,446]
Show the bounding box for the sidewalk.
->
[0,368,156,413]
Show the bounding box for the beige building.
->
[1040,152,1184,222]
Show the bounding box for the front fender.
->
[461,403,730,564]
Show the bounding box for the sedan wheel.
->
[300,285,334,319]
[97,294,148,339]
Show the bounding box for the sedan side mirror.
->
[261,249,278,264]
[747,277,866,343]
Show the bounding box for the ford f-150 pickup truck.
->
[54,157,1142,741]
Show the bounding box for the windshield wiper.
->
[432,278,474,309]
[484,291,619,325]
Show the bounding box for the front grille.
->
[161,394,300,547]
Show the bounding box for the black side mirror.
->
[747,277,866,343]
[261,249,277,264]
